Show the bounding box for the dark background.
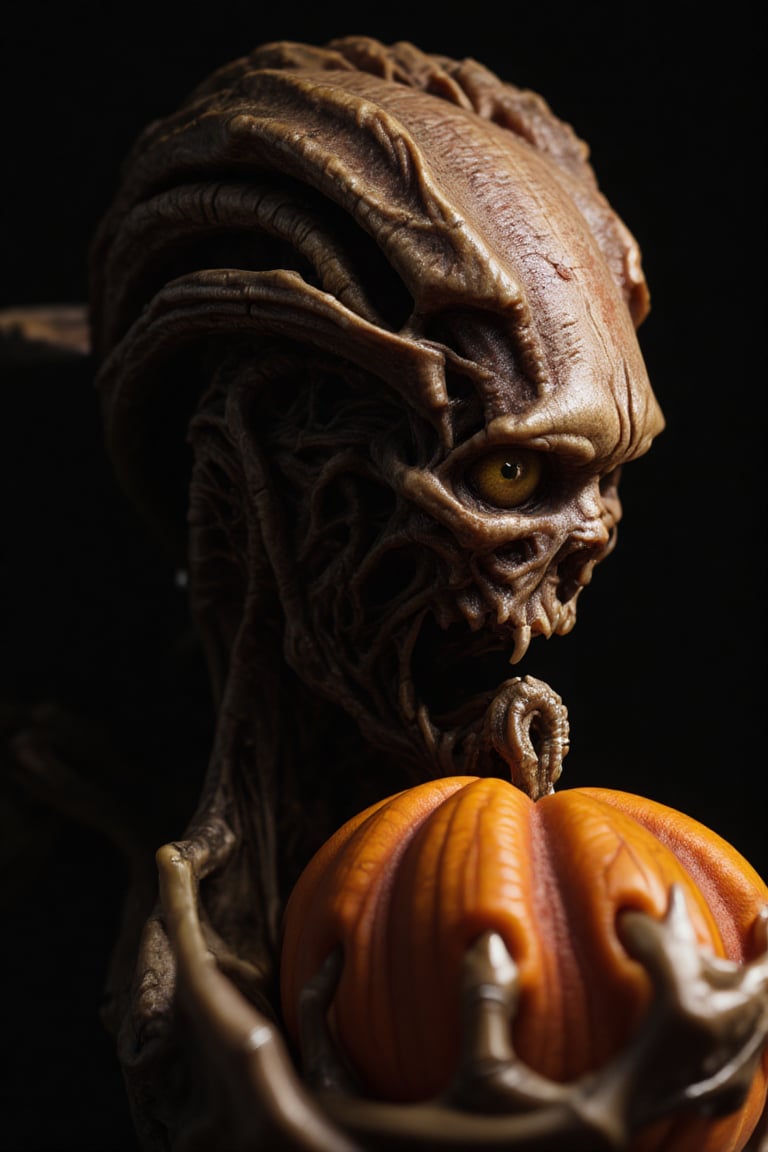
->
[1,3,764,1150]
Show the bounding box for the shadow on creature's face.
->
[216,330,641,789]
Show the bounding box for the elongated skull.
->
[89,37,665,1147]
[92,36,663,794]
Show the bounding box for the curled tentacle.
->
[476,675,570,799]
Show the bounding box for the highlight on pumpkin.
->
[280,776,768,1152]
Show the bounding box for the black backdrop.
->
[1,3,764,1150]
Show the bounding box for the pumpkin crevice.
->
[281,776,768,1149]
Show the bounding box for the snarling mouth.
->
[391,604,569,795]
[408,610,519,731]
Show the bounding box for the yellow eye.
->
[467,446,542,509]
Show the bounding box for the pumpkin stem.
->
[481,676,569,800]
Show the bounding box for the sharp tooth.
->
[495,601,511,626]
[509,624,532,665]
[558,603,577,635]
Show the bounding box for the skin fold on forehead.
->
[307,68,664,465]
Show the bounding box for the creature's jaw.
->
[386,531,604,774]
[393,597,574,785]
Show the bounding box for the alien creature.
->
[78,35,768,1151]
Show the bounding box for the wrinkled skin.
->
[82,34,766,1152]
[92,34,663,860]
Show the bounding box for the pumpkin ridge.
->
[581,788,768,962]
[428,781,475,1083]
[537,792,669,1079]
[385,797,450,1099]
[537,793,611,1080]
[516,792,569,1078]
[372,777,488,1098]
[459,779,537,960]
[336,781,471,1086]
[585,791,735,958]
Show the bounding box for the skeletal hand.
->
[295,886,768,1150]
[123,832,362,1152]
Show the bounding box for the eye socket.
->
[466,446,543,509]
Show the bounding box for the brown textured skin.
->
[84,35,768,1152]
[91,33,664,898]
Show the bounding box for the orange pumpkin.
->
[280,777,768,1151]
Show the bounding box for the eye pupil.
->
[500,460,521,481]
[466,446,543,510]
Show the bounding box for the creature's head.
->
[91,35,663,792]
